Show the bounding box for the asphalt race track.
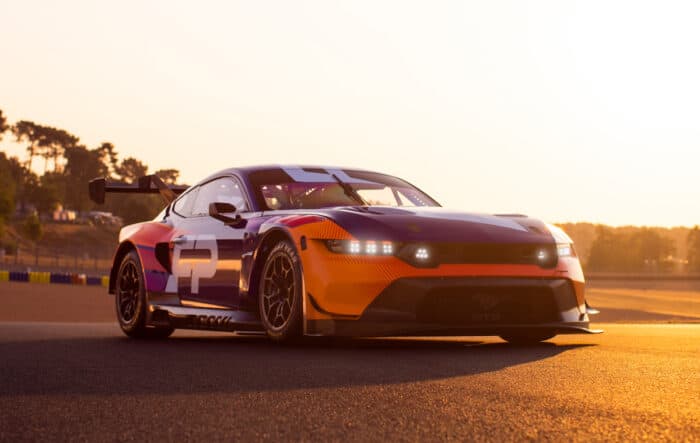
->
[0,283,698,441]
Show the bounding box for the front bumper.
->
[306,277,600,337]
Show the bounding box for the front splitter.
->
[306,319,603,337]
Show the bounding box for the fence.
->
[0,246,112,274]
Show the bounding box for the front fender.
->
[242,224,298,301]
[244,215,352,303]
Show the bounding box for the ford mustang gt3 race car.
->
[89,165,601,343]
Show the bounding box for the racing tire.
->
[115,250,174,339]
[499,331,555,345]
[258,240,304,342]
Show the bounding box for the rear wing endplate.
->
[89,175,189,204]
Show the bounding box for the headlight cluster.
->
[547,224,576,259]
[323,239,436,266]
[322,239,575,267]
[534,243,575,264]
[324,239,395,256]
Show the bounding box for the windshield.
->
[249,168,439,210]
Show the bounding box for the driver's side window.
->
[191,177,248,217]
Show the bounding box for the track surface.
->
[0,283,698,441]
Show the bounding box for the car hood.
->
[309,206,556,244]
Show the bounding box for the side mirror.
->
[208,202,246,228]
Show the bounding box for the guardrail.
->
[0,270,109,287]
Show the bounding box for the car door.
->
[170,176,250,309]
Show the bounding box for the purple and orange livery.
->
[90,165,601,342]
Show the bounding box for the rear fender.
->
[109,241,137,294]
[110,222,177,294]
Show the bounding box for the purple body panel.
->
[267,207,554,245]
[145,270,169,292]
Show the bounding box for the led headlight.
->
[415,247,430,260]
[556,243,575,257]
[396,244,438,268]
[533,245,559,268]
[324,239,396,256]
[546,223,577,259]
[365,241,378,254]
[382,242,394,254]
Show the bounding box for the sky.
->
[1,0,699,227]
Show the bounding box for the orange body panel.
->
[286,220,587,320]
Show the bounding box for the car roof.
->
[183,164,437,212]
[197,164,382,183]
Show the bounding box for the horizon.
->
[1,1,698,227]
[1,143,698,229]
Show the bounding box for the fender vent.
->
[155,243,171,273]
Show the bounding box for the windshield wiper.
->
[331,174,368,206]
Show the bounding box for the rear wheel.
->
[258,240,303,342]
[499,331,554,344]
[115,250,174,339]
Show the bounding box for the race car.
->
[89,165,601,343]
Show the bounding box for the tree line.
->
[2,108,699,273]
[559,223,700,274]
[0,108,182,228]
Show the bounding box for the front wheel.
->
[499,331,554,345]
[115,250,174,339]
[258,240,303,342]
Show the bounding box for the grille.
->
[416,285,560,325]
[433,243,558,268]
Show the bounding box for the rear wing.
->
[88,175,189,205]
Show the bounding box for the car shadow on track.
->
[0,327,595,397]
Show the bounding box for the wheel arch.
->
[248,228,297,303]
[109,241,138,294]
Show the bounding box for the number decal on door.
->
[165,235,218,294]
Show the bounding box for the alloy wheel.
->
[261,252,296,330]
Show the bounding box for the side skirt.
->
[150,304,264,333]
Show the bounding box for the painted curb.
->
[0,270,109,287]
